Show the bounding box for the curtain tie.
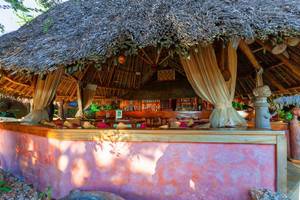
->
[215,103,232,109]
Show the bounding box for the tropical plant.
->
[232,101,248,110]
[0,0,63,32]
[269,96,300,122]
[0,24,4,33]
[38,186,52,200]
[277,106,294,122]
[0,180,11,193]
[90,103,100,113]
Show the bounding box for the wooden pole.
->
[57,99,65,120]
[48,97,55,122]
[76,81,83,118]
[239,40,272,129]
[239,41,260,69]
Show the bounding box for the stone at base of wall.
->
[250,188,290,200]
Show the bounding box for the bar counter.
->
[0,123,287,200]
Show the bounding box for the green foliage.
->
[277,107,294,122]
[15,11,34,24]
[1,0,61,27]
[65,63,84,75]
[232,102,248,110]
[98,104,119,111]
[38,186,52,200]
[0,180,11,193]
[86,103,119,115]
[0,24,4,33]
[42,17,54,33]
[4,0,29,12]
[36,0,61,10]
[269,96,297,122]
[4,0,35,24]
[90,103,100,113]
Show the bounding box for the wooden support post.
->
[57,100,65,120]
[49,97,55,122]
[239,41,260,69]
[76,81,83,118]
[239,41,273,129]
[253,86,272,129]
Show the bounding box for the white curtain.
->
[75,83,97,118]
[22,68,64,123]
[180,42,246,128]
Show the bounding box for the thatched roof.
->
[236,42,300,96]
[0,0,300,72]
[0,0,300,100]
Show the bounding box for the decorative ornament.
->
[285,37,300,47]
[271,43,287,55]
[118,55,126,65]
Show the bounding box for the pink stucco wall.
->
[0,129,276,200]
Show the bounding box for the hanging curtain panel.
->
[75,83,97,118]
[22,68,64,123]
[180,42,246,128]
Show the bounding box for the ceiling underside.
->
[0,41,299,100]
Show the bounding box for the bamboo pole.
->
[239,40,260,70]
[2,76,31,88]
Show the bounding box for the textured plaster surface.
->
[0,129,276,200]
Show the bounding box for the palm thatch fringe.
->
[0,0,299,72]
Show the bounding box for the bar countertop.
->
[0,122,284,144]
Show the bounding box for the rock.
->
[60,189,125,200]
[250,188,290,200]
[0,168,40,200]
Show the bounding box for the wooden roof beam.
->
[257,40,300,79]
[272,86,300,95]
[239,40,285,91]
[263,75,286,92]
[97,86,132,91]
[239,40,261,70]
[267,62,284,70]
[2,76,31,88]
[252,47,264,53]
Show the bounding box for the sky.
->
[0,0,41,34]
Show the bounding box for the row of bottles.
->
[119,98,213,111]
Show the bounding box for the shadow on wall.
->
[0,129,276,200]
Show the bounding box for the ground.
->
[288,161,300,200]
[0,162,298,200]
[0,168,40,200]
